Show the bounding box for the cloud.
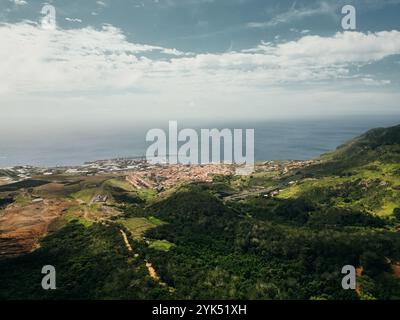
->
[1,22,400,95]
[0,22,399,123]
[290,28,310,34]
[361,78,391,86]
[65,18,82,23]
[96,1,107,7]
[247,1,336,28]
[0,22,191,94]
[157,0,216,7]
[9,0,27,5]
[180,31,400,87]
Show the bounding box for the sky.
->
[0,0,400,129]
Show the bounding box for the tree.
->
[393,208,400,220]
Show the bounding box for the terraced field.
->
[119,217,165,240]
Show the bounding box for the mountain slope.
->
[320,124,400,172]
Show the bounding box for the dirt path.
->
[120,229,133,252]
[355,266,364,296]
[119,229,163,283]
[145,260,160,281]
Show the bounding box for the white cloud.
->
[0,22,399,123]
[361,78,391,86]
[0,22,189,94]
[1,23,399,95]
[96,1,107,7]
[247,1,336,28]
[10,0,27,5]
[65,18,82,23]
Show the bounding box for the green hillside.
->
[281,124,400,217]
[310,124,400,175]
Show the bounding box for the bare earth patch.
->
[391,262,400,279]
[0,199,73,259]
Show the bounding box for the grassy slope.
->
[278,124,400,217]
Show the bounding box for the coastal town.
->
[0,157,316,190]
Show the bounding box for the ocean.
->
[0,115,399,168]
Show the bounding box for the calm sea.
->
[0,115,399,168]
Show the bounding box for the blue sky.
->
[2,0,400,52]
[0,0,400,126]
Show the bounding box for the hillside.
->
[279,124,400,217]
[1,124,400,300]
[309,124,400,175]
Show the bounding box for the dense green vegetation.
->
[1,124,400,300]
[140,185,400,299]
[0,222,170,299]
